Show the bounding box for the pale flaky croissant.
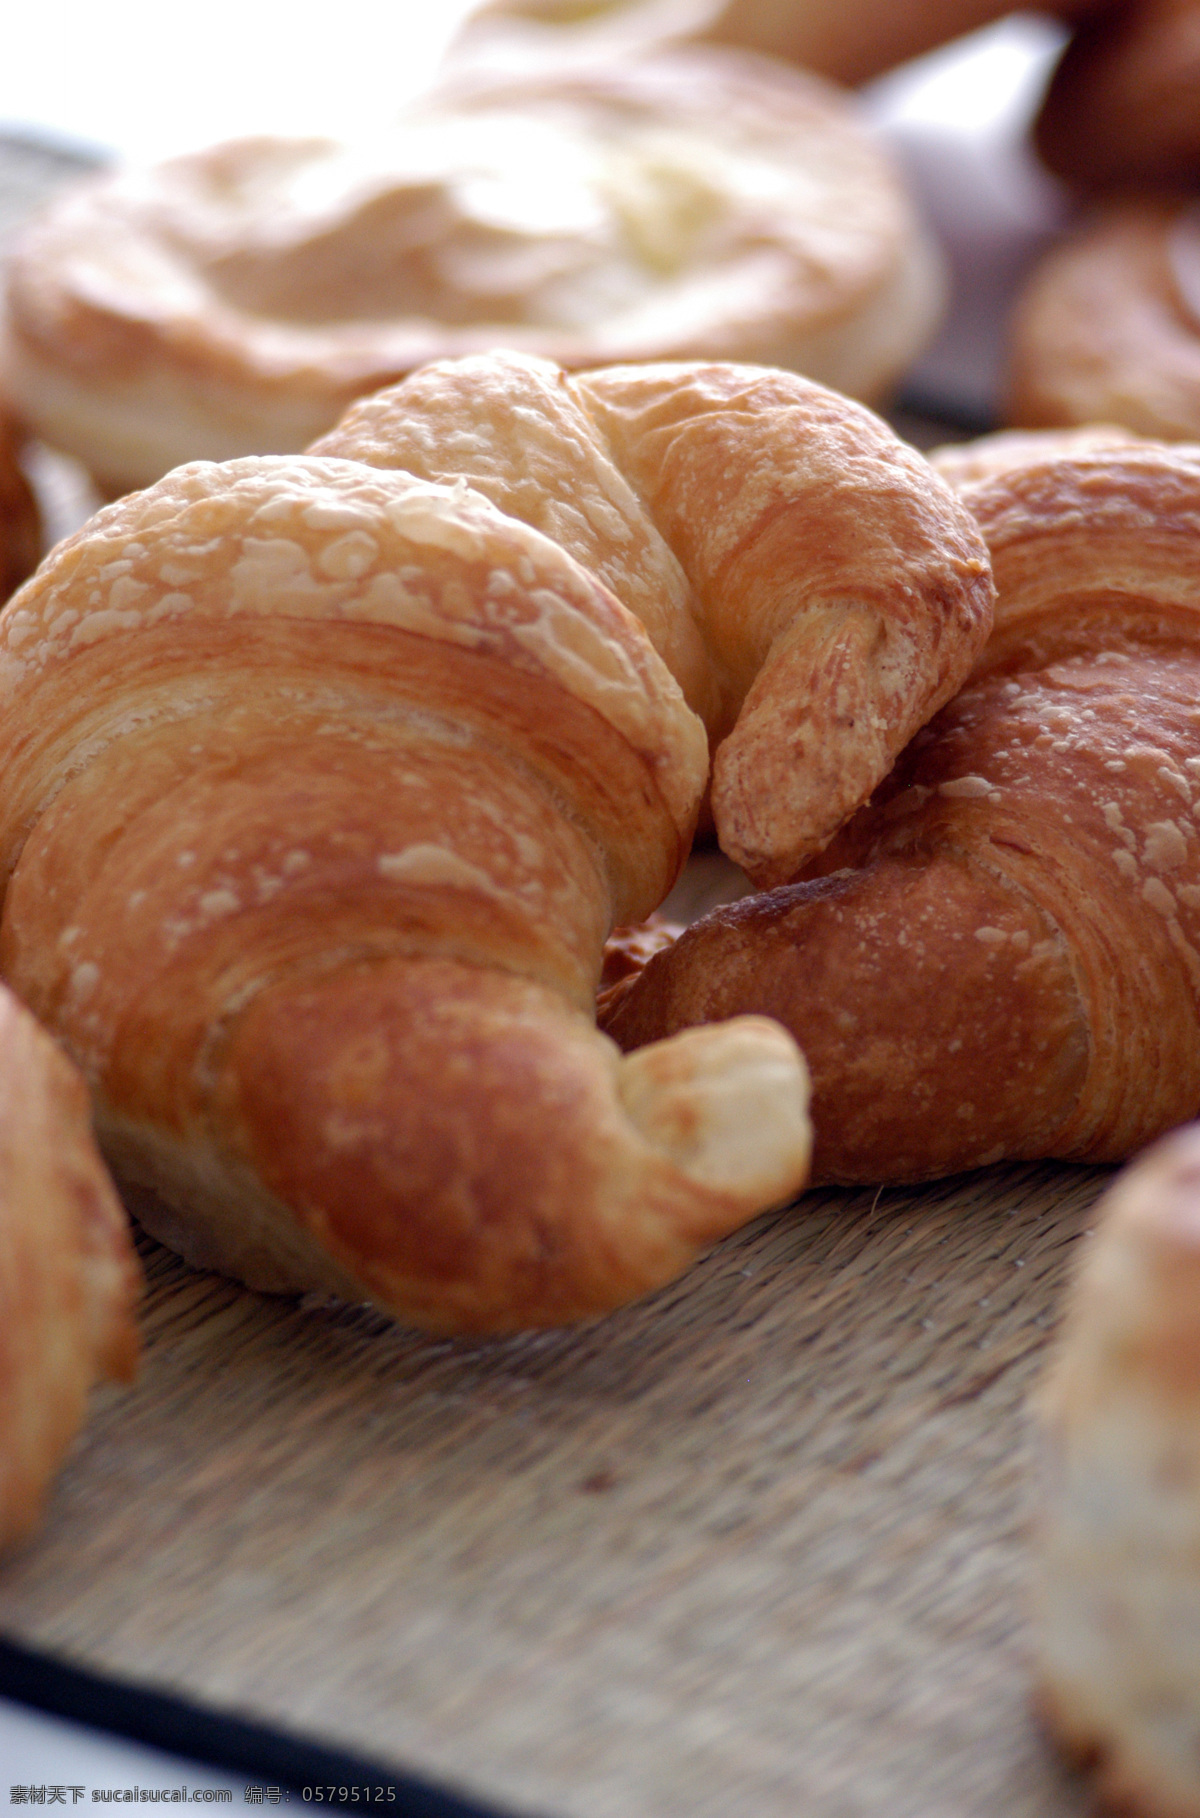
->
[0,371,856,1332]
[1034,1119,1200,1818]
[602,432,1200,1183]
[0,981,139,1550]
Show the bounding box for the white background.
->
[0,0,480,161]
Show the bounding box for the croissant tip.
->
[617,1014,812,1217]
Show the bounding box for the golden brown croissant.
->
[1,46,943,495]
[0,399,825,1332]
[1034,1120,1200,1818]
[1006,198,1200,443]
[0,981,139,1550]
[602,433,1200,1183]
[309,352,994,887]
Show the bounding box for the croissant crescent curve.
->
[309,352,994,887]
[0,357,993,1329]
[0,430,818,1332]
[602,434,1200,1183]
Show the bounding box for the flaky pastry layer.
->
[310,352,995,886]
[602,433,1200,1181]
[0,417,818,1331]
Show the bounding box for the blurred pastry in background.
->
[0,47,943,496]
[1005,197,1200,440]
[449,0,1098,87]
[1033,1119,1200,1818]
[1036,0,1200,190]
[0,407,40,602]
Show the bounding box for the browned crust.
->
[0,438,811,1330]
[603,441,1200,1181]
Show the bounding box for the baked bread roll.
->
[451,0,1097,87]
[602,434,1200,1182]
[309,352,994,887]
[0,409,40,605]
[1034,1120,1200,1818]
[1006,199,1200,442]
[0,427,817,1332]
[1036,0,1200,190]
[0,982,139,1550]
[1,46,943,496]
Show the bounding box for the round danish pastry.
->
[1005,197,1200,441]
[1,47,943,495]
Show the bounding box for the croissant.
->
[0,981,139,1550]
[0,402,826,1332]
[602,432,1200,1183]
[308,352,994,887]
[1006,198,1200,443]
[1034,1120,1200,1818]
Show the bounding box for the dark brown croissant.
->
[603,433,1200,1183]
